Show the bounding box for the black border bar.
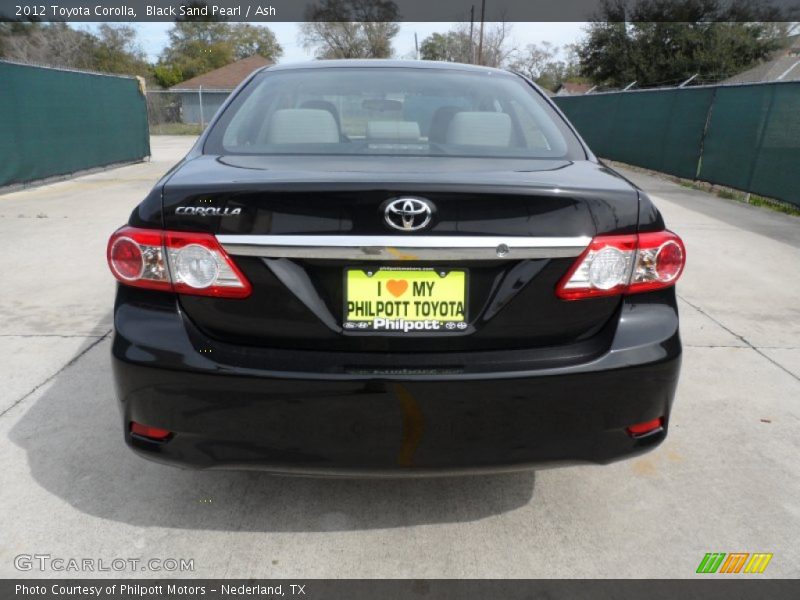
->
[5,580,800,600]
[1,0,799,23]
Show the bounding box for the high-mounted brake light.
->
[556,231,685,300]
[107,226,252,298]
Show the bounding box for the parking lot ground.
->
[0,137,798,578]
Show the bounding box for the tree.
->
[509,42,556,83]
[90,25,149,77]
[576,0,789,87]
[0,22,95,70]
[157,8,283,85]
[420,31,472,63]
[508,42,584,91]
[299,0,400,59]
[0,20,34,58]
[226,23,283,60]
[159,25,235,82]
[476,22,515,67]
[419,21,514,68]
[0,22,151,77]
[152,64,183,88]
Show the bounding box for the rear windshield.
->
[204,67,585,160]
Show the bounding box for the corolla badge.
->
[384,197,434,231]
[175,206,241,216]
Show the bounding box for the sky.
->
[78,22,588,63]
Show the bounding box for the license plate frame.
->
[343,267,468,333]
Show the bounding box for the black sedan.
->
[108,60,685,475]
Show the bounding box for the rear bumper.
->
[111,290,681,475]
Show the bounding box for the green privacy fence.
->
[0,61,150,187]
[554,81,800,208]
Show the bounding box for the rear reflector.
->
[107,226,252,298]
[130,422,172,441]
[626,417,664,437]
[556,231,685,300]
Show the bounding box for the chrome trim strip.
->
[217,235,591,261]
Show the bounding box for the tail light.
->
[556,231,685,300]
[107,226,251,298]
[626,417,664,438]
[130,422,172,441]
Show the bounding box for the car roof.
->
[261,59,514,77]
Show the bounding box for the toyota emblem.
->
[384,198,434,232]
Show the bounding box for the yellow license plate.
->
[344,268,467,332]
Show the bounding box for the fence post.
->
[695,87,718,180]
[199,85,204,129]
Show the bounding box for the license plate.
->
[344,268,467,333]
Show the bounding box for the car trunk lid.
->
[162,155,639,351]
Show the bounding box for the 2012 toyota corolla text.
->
[107,60,685,476]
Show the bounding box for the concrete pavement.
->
[0,137,798,578]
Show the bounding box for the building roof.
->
[171,55,273,91]
[722,36,800,84]
[555,82,594,96]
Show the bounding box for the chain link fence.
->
[0,60,150,187]
[146,88,233,135]
[554,80,800,208]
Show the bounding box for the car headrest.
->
[366,121,421,141]
[446,112,512,147]
[299,100,341,129]
[266,109,339,144]
[428,106,462,143]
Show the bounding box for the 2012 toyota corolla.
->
[107,60,685,475]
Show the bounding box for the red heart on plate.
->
[386,279,408,297]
